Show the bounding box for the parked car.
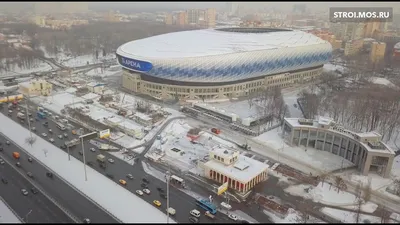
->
[31,187,38,194]
[228,214,238,221]
[21,188,29,196]
[136,190,143,196]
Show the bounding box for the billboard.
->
[217,182,229,195]
[99,129,111,139]
[79,131,98,141]
[117,55,153,72]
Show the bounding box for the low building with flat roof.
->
[283,117,395,178]
[203,147,268,194]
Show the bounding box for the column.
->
[384,156,394,178]
[315,130,319,148]
[306,129,310,147]
[298,129,302,146]
[330,135,335,153]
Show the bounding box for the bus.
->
[170,175,184,186]
[195,199,217,215]
[55,122,66,131]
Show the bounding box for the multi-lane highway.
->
[1,101,245,223]
[0,156,74,223]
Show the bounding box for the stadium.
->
[116,28,332,101]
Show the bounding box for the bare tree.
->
[380,206,391,223]
[354,198,363,223]
[334,176,344,193]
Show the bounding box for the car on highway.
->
[136,190,143,196]
[46,172,53,178]
[43,122,48,127]
[63,133,68,138]
[83,218,91,224]
[21,188,29,196]
[189,217,199,223]
[49,138,55,143]
[48,129,53,133]
[108,158,114,163]
[42,133,47,137]
[16,162,21,167]
[1,178,8,184]
[28,157,33,162]
[90,148,96,152]
[0,158,4,165]
[190,209,201,218]
[141,183,148,188]
[221,202,232,210]
[157,187,164,192]
[58,135,63,139]
[79,151,83,156]
[31,187,38,194]
[126,174,134,180]
[142,178,150,183]
[6,140,10,145]
[30,118,33,122]
[32,127,36,132]
[0,147,3,152]
[160,193,167,199]
[143,188,151,195]
[27,172,34,178]
[119,179,127,185]
[228,214,238,221]
[60,144,66,149]
[153,200,161,207]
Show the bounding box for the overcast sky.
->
[0,2,399,13]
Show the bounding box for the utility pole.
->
[24,94,33,142]
[165,170,171,224]
[67,144,71,161]
[81,137,88,181]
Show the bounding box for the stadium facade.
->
[116,28,332,101]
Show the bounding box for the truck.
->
[37,111,46,119]
[12,152,20,159]
[97,154,106,163]
[65,139,80,147]
[17,112,25,119]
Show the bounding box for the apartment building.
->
[370,42,386,64]
[344,39,364,56]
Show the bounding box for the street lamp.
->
[165,170,171,224]
[24,209,32,223]
[24,94,34,143]
[81,137,88,181]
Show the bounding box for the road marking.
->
[0,151,80,223]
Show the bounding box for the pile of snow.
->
[320,207,381,223]
[323,63,346,74]
[263,208,326,223]
[368,77,396,87]
[0,113,174,223]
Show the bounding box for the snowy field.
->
[0,61,53,77]
[263,208,326,223]
[31,92,86,114]
[0,198,21,223]
[207,100,259,119]
[151,119,236,172]
[285,182,378,213]
[323,63,346,74]
[254,128,354,172]
[0,113,174,223]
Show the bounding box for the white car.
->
[58,135,63,139]
[108,158,114,163]
[42,133,47,137]
[90,148,96,152]
[228,214,238,221]
[49,138,54,143]
[221,202,232,210]
[136,190,143,196]
[190,209,201,218]
[143,188,151,194]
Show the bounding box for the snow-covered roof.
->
[117,28,328,59]
[134,112,152,121]
[204,149,269,183]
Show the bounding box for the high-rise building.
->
[186,9,200,24]
[364,21,381,38]
[331,22,364,41]
[165,14,173,25]
[205,8,216,28]
[177,12,187,26]
[344,39,364,56]
[226,2,238,16]
[34,2,88,15]
[370,42,386,64]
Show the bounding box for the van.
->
[190,209,201,218]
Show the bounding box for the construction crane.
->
[117,93,127,116]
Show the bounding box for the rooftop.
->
[204,148,269,183]
[284,117,395,155]
[117,28,328,59]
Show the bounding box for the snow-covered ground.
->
[59,54,116,68]
[263,208,326,223]
[323,63,346,74]
[86,67,121,78]
[0,61,53,77]
[320,207,382,223]
[0,198,21,223]
[368,77,396,87]
[150,119,236,172]
[0,113,174,223]
[31,92,86,114]
[254,128,354,172]
[207,100,259,120]
[285,182,378,213]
